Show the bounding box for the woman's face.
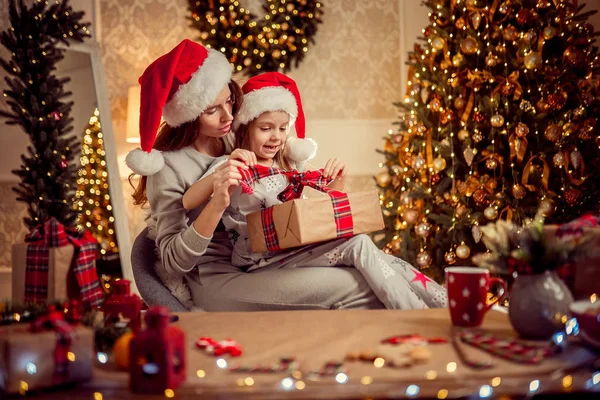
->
[247,111,290,163]
[198,86,234,138]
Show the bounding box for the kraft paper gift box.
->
[247,189,385,253]
[11,243,79,303]
[0,323,93,393]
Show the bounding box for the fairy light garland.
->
[187,0,324,75]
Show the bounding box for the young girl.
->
[183,72,447,309]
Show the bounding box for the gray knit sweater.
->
[145,138,234,276]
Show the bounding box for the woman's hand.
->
[210,161,245,210]
[228,149,257,167]
[322,157,348,180]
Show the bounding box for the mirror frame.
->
[59,41,136,294]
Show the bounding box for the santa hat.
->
[233,72,317,170]
[125,39,233,176]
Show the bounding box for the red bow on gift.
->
[24,218,104,309]
[239,166,355,251]
[29,306,76,381]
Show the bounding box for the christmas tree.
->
[0,0,90,230]
[75,108,119,257]
[376,0,600,282]
[75,108,121,293]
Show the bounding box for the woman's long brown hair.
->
[129,81,243,207]
[234,122,292,171]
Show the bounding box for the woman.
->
[127,39,384,311]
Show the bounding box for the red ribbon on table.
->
[24,218,104,309]
[239,166,354,251]
[29,306,76,382]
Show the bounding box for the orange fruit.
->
[113,331,134,370]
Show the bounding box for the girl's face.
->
[247,111,290,164]
[198,86,234,138]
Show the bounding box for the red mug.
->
[445,267,507,327]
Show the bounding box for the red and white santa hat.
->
[233,72,317,168]
[125,39,233,176]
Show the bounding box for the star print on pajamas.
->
[376,252,396,279]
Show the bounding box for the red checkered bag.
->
[25,218,104,309]
[240,165,353,252]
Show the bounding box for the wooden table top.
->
[11,308,600,399]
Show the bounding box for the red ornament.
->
[103,279,142,332]
[472,112,485,123]
[196,337,242,357]
[51,111,61,121]
[382,334,448,345]
[129,307,186,394]
[60,160,68,169]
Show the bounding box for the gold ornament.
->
[471,12,482,30]
[563,47,586,69]
[455,17,466,29]
[544,124,562,142]
[515,123,530,138]
[473,189,489,205]
[444,251,457,265]
[430,97,443,112]
[432,36,445,51]
[503,26,519,41]
[553,152,566,167]
[570,149,583,170]
[458,129,470,141]
[490,114,505,128]
[486,52,498,67]
[524,51,542,70]
[376,172,392,187]
[460,37,478,55]
[464,147,475,166]
[452,53,465,67]
[499,2,511,14]
[520,100,533,112]
[472,131,483,143]
[415,221,432,238]
[486,158,498,170]
[412,155,426,170]
[512,184,527,199]
[433,157,447,172]
[539,198,556,217]
[472,225,483,243]
[484,206,499,220]
[454,97,466,110]
[404,208,419,224]
[543,26,557,40]
[416,251,433,267]
[440,109,455,125]
[456,243,471,259]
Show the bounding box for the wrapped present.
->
[241,166,385,253]
[12,218,104,310]
[0,308,93,394]
[544,214,600,299]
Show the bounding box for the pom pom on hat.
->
[125,148,165,177]
[284,137,317,171]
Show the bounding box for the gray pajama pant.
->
[239,235,448,310]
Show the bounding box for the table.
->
[10,309,600,399]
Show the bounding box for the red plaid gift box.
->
[242,166,384,253]
[12,218,104,309]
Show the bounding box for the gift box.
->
[247,189,385,253]
[11,218,104,309]
[543,215,600,299]
[0,315,93,393]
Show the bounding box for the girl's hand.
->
[228,149,257,167]
[322,157,348,181]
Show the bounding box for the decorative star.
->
[462,313,470,322]
[479,277,487,287]
[449,275,455,283]
[450,299,457,308]
[477,303,483,310]
[462,288,470,298]
[411,270,431,289]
